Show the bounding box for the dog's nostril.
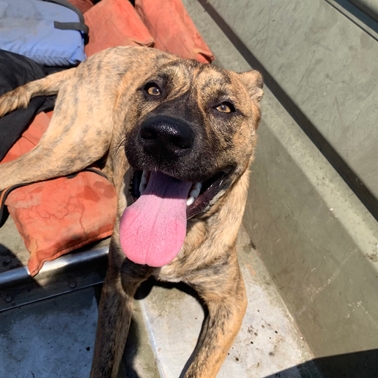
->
[139,118,195,156]
[139,128,155,140]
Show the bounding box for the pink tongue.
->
[119,171,192,267]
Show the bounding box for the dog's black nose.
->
[139,116,195,158]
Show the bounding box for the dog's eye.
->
[144,83,162,96]
[147,86,161,96]
[215,102,235,113]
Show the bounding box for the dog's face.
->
[125,60,263,216]
[118,59,263,267]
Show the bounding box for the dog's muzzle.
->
[139,116,195,159]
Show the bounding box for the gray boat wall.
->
[186,0,378,375]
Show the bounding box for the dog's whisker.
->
[114,137,127,153]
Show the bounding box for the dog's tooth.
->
[189,189,199,198]
[186,197,195,206]
[188,182,202,200]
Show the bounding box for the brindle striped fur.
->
[0,46,263,378]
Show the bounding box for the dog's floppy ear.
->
[237,70,263,102]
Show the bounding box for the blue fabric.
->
[0,0,86,66]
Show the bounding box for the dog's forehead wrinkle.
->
[197,64,231,83]
[155,59,195,79]
[154,51,177,65]
[145,61,231,106]
[195,73,248,110]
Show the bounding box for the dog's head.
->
[118,59,263,267]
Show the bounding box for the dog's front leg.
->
[90,268,131,378]
[90,257,153,378]
[183,256,247,378]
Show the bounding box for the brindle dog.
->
[0,46,263,378]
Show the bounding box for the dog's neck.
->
[157,168,250,283]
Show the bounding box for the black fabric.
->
[0,50,56,161]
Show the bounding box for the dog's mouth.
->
[130,169,231,218]
[119,169,232,268]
